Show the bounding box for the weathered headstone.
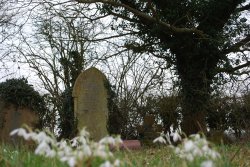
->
[137,115,163,145]
[0,101,39,143]
[72,67,109,140]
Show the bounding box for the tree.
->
[104,47,175,138]
[0,1,25,79]
[0,78,48,128]
[14,1,137,136]
[75,0,250,135]
[15,2,102,134]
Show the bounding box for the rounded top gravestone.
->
[72,67,109,140]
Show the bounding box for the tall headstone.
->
[72,67,109,140]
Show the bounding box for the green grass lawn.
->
[1,142,250,167]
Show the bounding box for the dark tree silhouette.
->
[76,0,250,135]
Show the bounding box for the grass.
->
[0,143,67,167]
[1,142,250,167]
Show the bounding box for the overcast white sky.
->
[0,0,249,95]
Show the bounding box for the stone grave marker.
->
[72,67,109,140]
[137,114,163,145]
[0,101,39,143]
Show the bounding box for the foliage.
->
[105,81,124,136]
[76,0,250,135]
[0,145,67,167]
[207,92,250,138]
[58,88,77,139]
[107,93,181,139]
[0,78,48,128]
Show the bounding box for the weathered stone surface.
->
[72,67,108,140]
[137,114,163,145]
[0,101,38,143]
[143,115,155,127]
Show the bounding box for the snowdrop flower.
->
[10,126,122,167]
[172,132,182,142]
[154,132,221,166]
[33,131,54,144]
[10,128,30,140]
[209,150,221,159]
[100,161,113,167]
[35,141,51,155]
[79,128,90,138]
[176,134,221,162]
[153,136,166,144]
[71,138,79,147]
[67,157,76,167]
[114,159,120,166]
[60,156,76,167]
[94,144,111,158]
[184,140,194,152]
[99,136,116,145]
[46,149,56,158]
[201,160,214,167]
[184,153,194,162]
[82,145,92,156]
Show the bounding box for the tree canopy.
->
[75,0,250,134]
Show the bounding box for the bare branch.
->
[75,0,205,37]
[221,35,250,55]
[236,3,250,12]
[218,61,250,74]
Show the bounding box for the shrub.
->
[0,78,48,128]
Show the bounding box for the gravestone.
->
[0,101,39,143]
[72,67,109,140]
[137,115,163,145]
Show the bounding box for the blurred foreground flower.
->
[154,129,221,167]
[10,127,122,167]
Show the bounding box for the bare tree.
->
[12,2,104,132]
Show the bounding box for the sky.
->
[0,0,249,96]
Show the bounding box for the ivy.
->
[0,78,47,128]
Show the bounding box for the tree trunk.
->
[172,40,218,135]
[179,71,210,135]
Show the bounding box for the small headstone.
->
[137,115,163,145]
[0,102,39,143]
[72,67,109,140]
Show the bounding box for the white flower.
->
[99,136,116,145]
[153,136,166,144]
[210,150,221,159]
[71,138,78,147]
[115,137,123,145]
[113,159,120,166]
[10,128,31,140]
[165,133,172,144]
[100,161,113,167]
[94,145,110,158]
[46,149,56,158]
[171,132,182,142]
[67,157,76,167]
[10,128,22,136]
[82,145,92,156]
[201,160,214,167]
[79,128,90,137]
[11,127,123,167]
[35,141,51,155]
[184,140,194,152]
[185,153,194,162]
[34,131,54,144]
